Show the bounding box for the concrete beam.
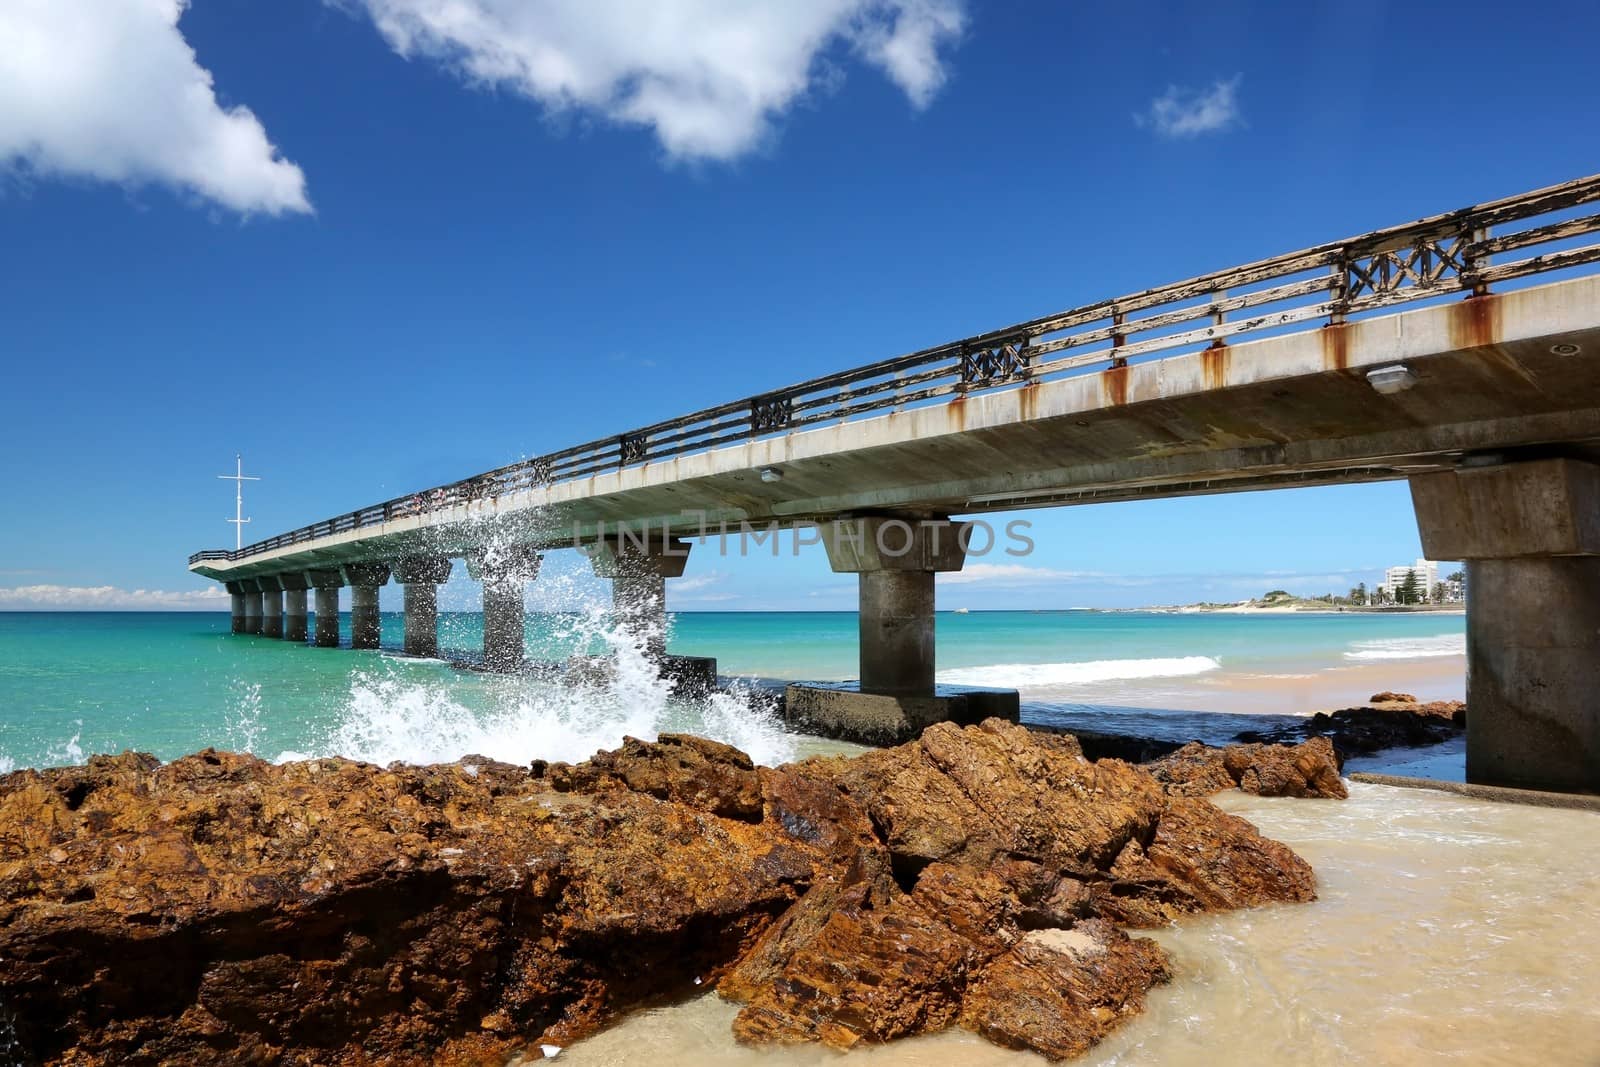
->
[819,517,969,573]
[468,546,540,672]
[588,534,691,661]
[1411,458,1600,559]
[394,557,453,658]
[340,563,390,650]
[1411,460,1600,793]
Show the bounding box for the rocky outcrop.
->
[1236,698,1466,758]
[719,721,1314,1050]
[0,720,1317,1065]
[1146,737,1348,799]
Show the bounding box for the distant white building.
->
[1379,558,1439,602]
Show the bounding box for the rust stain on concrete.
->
[1101,364,1130,407]
[947,394,967,431]
[1201,345,1231,392]
[1449,293,1503,351]
[1319,323,1350,371]
[1018,381,1040,422]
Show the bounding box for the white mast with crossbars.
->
[218,454,260,550]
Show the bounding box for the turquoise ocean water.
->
[0,609,1465,772]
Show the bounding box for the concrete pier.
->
[779,518,1011,743]
[257,576,284,639]
[467,546,541,671]
[824,518,967,696]
[341,563,390,650]
[394,557,452,658]
[227,582,247,634]
[1412,458,1600,793]
[243,585,264,635]
[282,574,309,643]
[589,533,691,661]
[307,569,343,648]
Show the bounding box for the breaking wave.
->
[1344,634,1465,661]
[937,656,1221,689]
[277,603,797,768]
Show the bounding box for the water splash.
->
[44,722,84,766]
[281,586,798,768]
[226,681,265,755]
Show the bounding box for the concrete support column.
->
[821,517,968,696]
[226,582,247,634]
[282,584,309,644]
[1411,458,1600,793]
[243,582,264,635]
[588,533,691,661]
[260,579,285,639]
[859,570,937,696]
[307,569,344,648]
[340,563,391,650]
[393,557,453,658]
[467,546,541,671]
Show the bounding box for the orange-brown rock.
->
[720,720,1315,1057]
[0,721,1317,1065]
[1147,737,1348,799]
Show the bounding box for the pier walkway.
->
[191,176,1600,792]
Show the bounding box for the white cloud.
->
[1136,75,1242,138]
[338,0,966,161]
[0,0,310,215]
[0,584,230,611]
[942,564,1107,586]
[673,572,724,594]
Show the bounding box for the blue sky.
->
[0,0,1592,611]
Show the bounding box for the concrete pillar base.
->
[589,533,691,662]
[482,581,525,671]
[820,517,968,698]
[284,589,308,643]
[394,557,452,659]
[227,582,246,634]
[403,584,441,658]
[313,586,341,647]
[350,586,382,650]
[566,653,719,696]
[1463,557,1600,793]
[469,546,541,672]
[243,590,264,635]
[261,586,284,639]
[783,683,1018,746]
[340,564,390,651]
[1412,458,1600,793]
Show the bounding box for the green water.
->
[0,610,1465,772]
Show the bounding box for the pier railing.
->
[190,174,1600,566]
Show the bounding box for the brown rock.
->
[1369,691,1418,704]
[723,720,1316,1058]
[0,720,1318,1065]
[960,920,1171,1061]
[1146,737,1347,799]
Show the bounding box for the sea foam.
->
[277,604,797,769]
[1343,634,1465,661]
[937,655,1221,689]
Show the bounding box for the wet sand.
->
[546,781,1600,1066]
